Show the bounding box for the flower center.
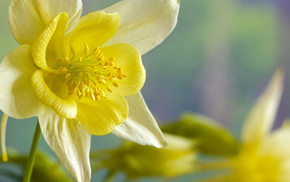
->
[54,43,126,101]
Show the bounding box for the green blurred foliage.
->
[161,113,240,157]
[93,134,196,180]
[0,150,73,182]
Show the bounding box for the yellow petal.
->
[9,0,82,45]
[112,92,167,148]
[262,127,290,158]
[31,70,77,119]
[32,12,68,72]
[66,11,120,57]
[76,93,128,135]
[103,0,180,55]
[39,107,91,182]
[0,45,45,119]
[101,43,145,96]
[242,70,284,146]
[259,127,290,181]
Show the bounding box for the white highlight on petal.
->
[103,0,180,55]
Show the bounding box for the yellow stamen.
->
[107,86,113,93]
[65,57,70,64]
[59,67,68,74]
[53,44,127,101]
[95,94,101,101]
[100,90,106,97]
[84,43,90,55]
[1,113,8,162]
[71,46,76,54]
[108,76,113,81]
[77,90,82,98]
[90,91,96,101]
[117,74,123,80]
[69,86,76,95]
[55,57,64,63]
[113,82,119,87]
[58,78,67,84]
[94,47,100,54]
[65,73,71,80]
[79,82,84,93]
[85,72,91,77]
[108,57,115,62]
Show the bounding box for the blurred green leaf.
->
[161,112,240,156]
[0,149,73,182]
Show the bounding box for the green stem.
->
[22,121,41,182]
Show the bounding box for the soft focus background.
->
[0,0,290,181]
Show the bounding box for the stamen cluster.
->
[53,43,126,101]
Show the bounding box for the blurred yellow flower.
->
[0,0,180,181]
[95,133,196,179]
[207,71,288,182]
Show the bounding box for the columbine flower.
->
[0,0,180,181]
[93,133,196,179]
[206,71,289,182]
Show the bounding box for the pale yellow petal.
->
[101,43,145,96]
[0,45,45,119]
[39,107,91,182]
[66,11,120,57]
[103,0,180,55]
[76,93,128,135]
[32,12,68,72]
[242,70,284,146]
[259,127,290,181]
[112,92,167,148]
[31,70,77,119]
[9,0,82,45]
[262,127,290,158]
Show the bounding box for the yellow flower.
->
[208,71,288,182]
[95,133,196,179]
[0,0,180,181]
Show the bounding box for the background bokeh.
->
[0,0,290,181]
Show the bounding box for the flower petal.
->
[39,108,91,182]
[242,70,284,146]
[0,45,45,119]
[76,93,128,135]
[101,43,145,96]
[32,12,68,72]
[262,127,290,158]
[9,0,82,45]
[103,0,180,55]
[112,92,166,148]
[31,70,77,119]
[66,11,120,57]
